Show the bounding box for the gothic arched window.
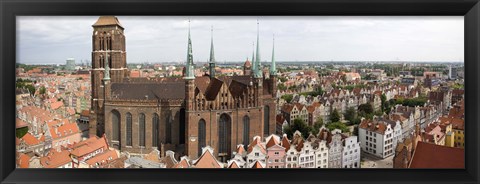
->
[126,112,132,146]
[111,110,121,141]
[99,36,104,50]
[198,119,206,157]
[243,116,250,149]
[152,113,159,147]
[166,115,171,144]
[99,55,104,68]
[218,113,231,155]
[179,108,186,144]
[264,106,270,135]
[108,36,112,50]
[139,113,145,147]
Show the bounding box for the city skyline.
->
[17,16,464,64]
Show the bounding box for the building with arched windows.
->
[89,16,277,160]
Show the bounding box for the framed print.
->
[1,0,479,184]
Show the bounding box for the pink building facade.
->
[266,144,286,168]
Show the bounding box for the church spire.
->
[252,42,255,63]
[251,41,256,74]
[184,19,194,80]
[254,20,263,78]
[269,34,277,76]
[209,26,216,78]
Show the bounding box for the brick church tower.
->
[90,16,128,137]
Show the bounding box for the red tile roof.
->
[409,142,464,168]
[80,110,90,117]
[173,158,190,168]
[281,135,291,151]
[48,120,80,139]
[84,149,118,167]
[130,70,140,78]
[247,136,266,154]
[70,136,108,157]
[266,135,279,148]
[251,161,264,168]
[228,161,240,168]
[50,101,64,110]
[40,149,72,168]
[18,153,31,168]
[16,118,28,129]
[359,119,388,135]
[439,117,464,131]
[236,145,245,155]
[21,132,40,146]
[193,149,222,168]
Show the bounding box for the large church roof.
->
[111,82,185,100]
[92,16,124,29]
[194,75,251,101]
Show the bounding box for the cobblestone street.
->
[360,151,394,168]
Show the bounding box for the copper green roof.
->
[184,20,194,80]
[269,34,277,76]
[254,20,263,78]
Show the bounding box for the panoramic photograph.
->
[15,16,464,169]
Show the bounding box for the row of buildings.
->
[147,127,360,169]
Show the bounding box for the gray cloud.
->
[17,16,463,64]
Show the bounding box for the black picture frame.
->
[1,0,479,183]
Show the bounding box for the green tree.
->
[16,82,25,89]
[358,103,373,115]
[329,109,341,123]
[283,118,312,139]
[281,94,293,103]
[381,94,387,113]
[16,127,29,138]
[344,107,356,125]
[278,83,287,91]
[311,118,324,135]
[39,86,46,95]
[25,84,36,96]
[326,122,350,133]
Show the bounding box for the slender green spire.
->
[252,42,255,63]
[185,19,194,80]
[209,26,216,78]
[103,35,110,81]
[269,34,277,76]
[209,26,215,63]
[254,20,263,78]
[251,41,256,73]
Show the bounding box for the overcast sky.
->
[17,16,463,64]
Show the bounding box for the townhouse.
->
[359,118,402,158]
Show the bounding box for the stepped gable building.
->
[89,16,277,160]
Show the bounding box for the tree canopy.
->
[281,94,293,103]
[283,118,312,139]
[326,122,350,133]
[329,109,341,123]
